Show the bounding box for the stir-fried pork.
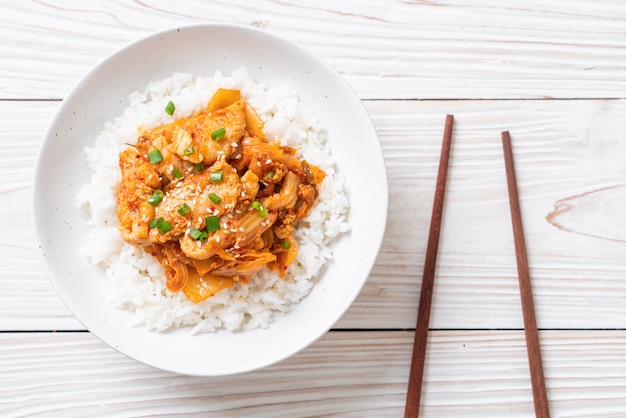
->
[116,89,325,302]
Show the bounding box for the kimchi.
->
[116,89,325,303]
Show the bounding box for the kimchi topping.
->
[115,88,325,303]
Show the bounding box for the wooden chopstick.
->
[501,131,550,418]
[405,114,454,418]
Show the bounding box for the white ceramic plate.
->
[33,23,387,376]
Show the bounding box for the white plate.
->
[33,23,387,376]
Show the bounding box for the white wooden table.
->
[2,1,626,416]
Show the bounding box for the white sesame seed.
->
[235,154,241,159]
[239,227,245,232]
[231,142,238,147]
[230,228,237,233]
[256,161,261,167]
[265,159,272,165]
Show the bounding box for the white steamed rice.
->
[77,68,348,333]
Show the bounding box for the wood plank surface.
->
[3,2,626,417]
[2,1,626,100]
[1,330,625,417]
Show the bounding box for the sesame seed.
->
[265,159,272,165]
[239,227,245,232]
[230,228,237,233]
[256,161,261,167]
[235,209,242,214]
[231,142,238,147]
[235,154,241,159]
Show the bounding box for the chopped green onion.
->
[208,193,222,204]
[211,127,226,141]
[147,190,164,206]
[205,215,220,232]
[157,220,173,234]
[251,200,268,217]
[189,227,208,241]
[194,162,204,172]
[209,170,223,182]
[147,149,163,164]
[183,146,195,156]
[266,170,275,179]
[165,100,175,116]
[281,240,291,249]
[149,217,172,234]
[149,217,162,229]
[172,168,182,180]
[177,203,190,216]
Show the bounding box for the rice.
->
[76,68,349,333]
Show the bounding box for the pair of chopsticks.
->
[404,117,550,417]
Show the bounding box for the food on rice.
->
[77,68,348,333]
[116,88,326,303]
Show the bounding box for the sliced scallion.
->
[208,193,222,204]
[189,227,207,241]
[194,162,204,172]
[149,217,162,229]
[209,170,223,182]
[149,217,172,234]
[183,146,195,156]
[147,190,164,206]
[177,203,190,216]
[211,127,226,141]
[205,215,220,232]
[157,220,173,234]
[173,168,182,180]
[147,149,163,164]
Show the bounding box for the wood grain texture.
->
[2,2,626,416]
[502,131,549,418]
[2,1,626,100]
[1,331,626,417]
[406,115,454,417]
[2,99,626,330]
